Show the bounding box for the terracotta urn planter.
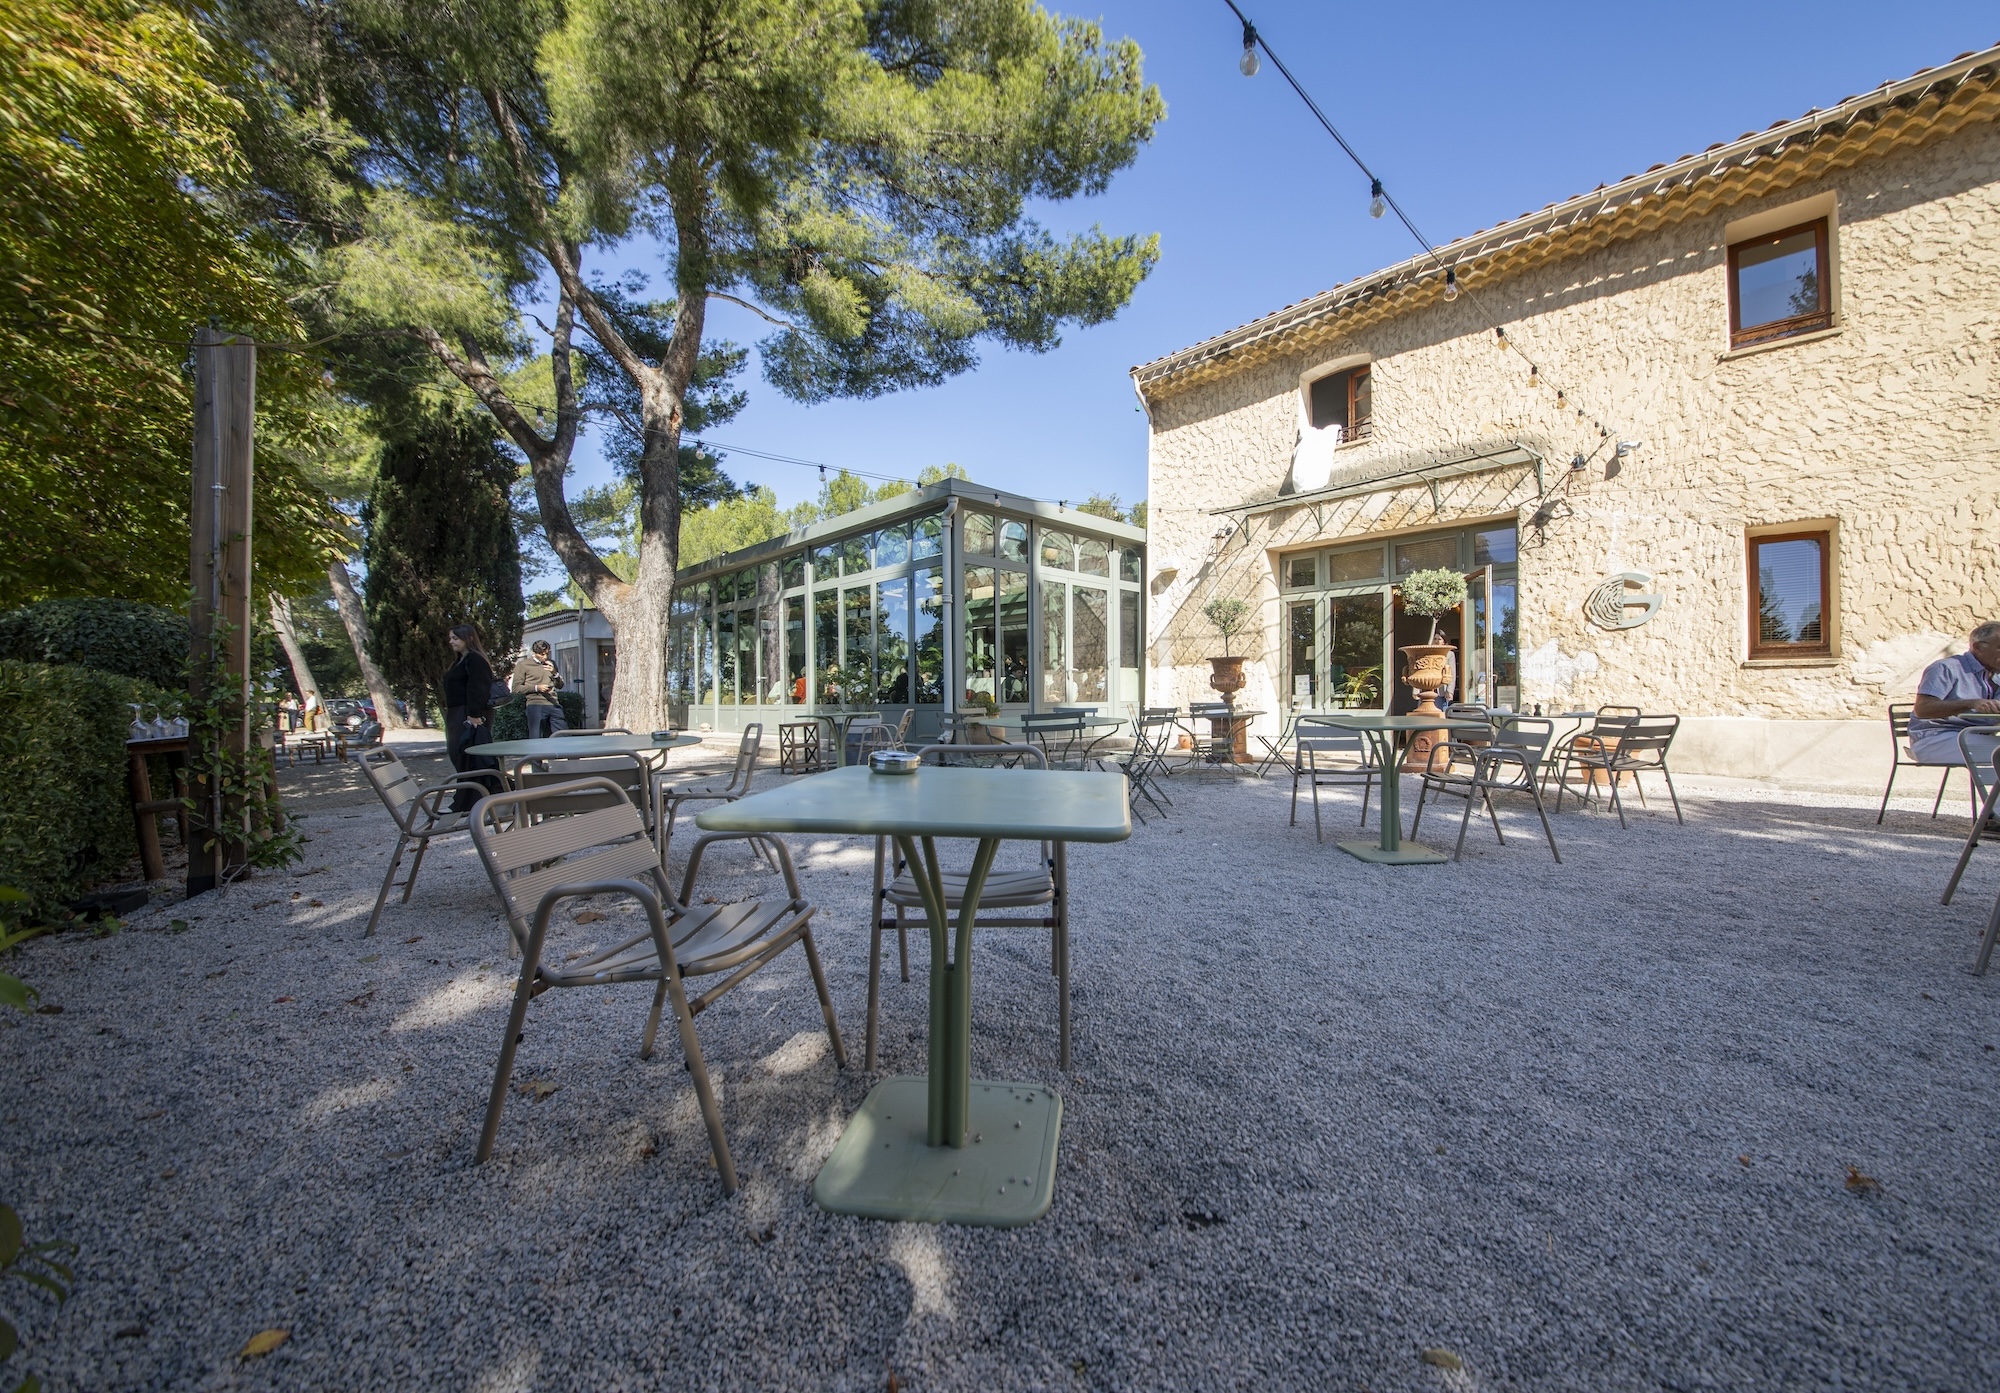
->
[1207,656,1247,699]
[1399,642,1456,769]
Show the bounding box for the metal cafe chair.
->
[358,747,501,938]
[1555,713,1683,827]
[1021,710,1088,768]
[866,744,1075,1068]
[1139,706,1190,774]
[1410,716,1561,862]
[1544,705,1641,797]
[1253,708,1309,778]
[1116,710,1177,822]
[1289,726,1378,841]
[651,723,765,870]
[1877,702,1970,824]
[466,776,845,1191]
[1184,701,1239,767]
[1937,730,2000,907]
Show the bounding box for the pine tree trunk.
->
[268,594,320,705]
[327,559,408,728]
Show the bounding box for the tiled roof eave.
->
[1132,48,2000,398]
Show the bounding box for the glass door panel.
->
[1072,585,1108,703]
[876,577,910,703]
[1328,592,1386,709]
[999,570,1029,704]
[1118,590,1142,706]
[784,596,806,704]
[1286,599,1318,708]
[963,565,997,703]
[1039,580,1068,705]
[914,567,944,704]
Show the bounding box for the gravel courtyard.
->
[4,735,1998,1391]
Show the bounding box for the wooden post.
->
[188,329,256,896]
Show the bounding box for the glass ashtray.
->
[868,750,922,776]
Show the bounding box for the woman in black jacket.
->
[443,624,501,811]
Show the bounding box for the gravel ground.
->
[4,734,1999,1392]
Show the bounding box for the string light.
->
[1221,2,1632,485]
[1238,21,1260,76]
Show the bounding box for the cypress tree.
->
[362,405,524,719]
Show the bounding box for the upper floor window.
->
[1307,365,1371,442]
[1728,219,1831,349]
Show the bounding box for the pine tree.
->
[363,405,524,718]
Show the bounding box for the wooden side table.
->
[778,720,823,774]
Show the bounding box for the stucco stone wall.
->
[1142,117,2000,781]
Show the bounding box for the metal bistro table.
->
[698,764,1131,1226]
[808,709,884,767]
[1299,713,1491,865]
[465,732,703,789]
[968,715,1125,768]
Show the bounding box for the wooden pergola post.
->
[188,328,256,896]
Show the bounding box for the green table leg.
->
[812,833,1064,1225]
[1337,729,1450,864]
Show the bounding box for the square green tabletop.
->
[466,732,703,760]
[695,764,1132,842]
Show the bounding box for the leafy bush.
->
[488,690,586,742]
[1202,597,1251,654]
[0,661,170,918]
[0,598,187,691]
[1399,568,1469,643]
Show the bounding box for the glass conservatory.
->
[666,477,1147,737]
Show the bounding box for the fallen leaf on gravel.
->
[1419,1348,1463,1371]
[517,1078,558,1101]
[701,896,719,904]
[115,1324,146,1339]
[347,991,374,1008]
[204,970,226,980]
[168,919,189,933]
[34,1004,63,1015]
[403,936,421,944]
[574,911,605,924]
[252,900,280,910]
[273,996,293,1004]
[358,954,380,964]
[1845,1166,1882,1196]
[290,892,301,901]
[239,1329,290,1359]
[159,1169,176,1179]
[138,1109,165,1121]
[309,899,323,907]
[1738,1155,1750,1166]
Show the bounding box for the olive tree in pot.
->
[1202,597,1253,705]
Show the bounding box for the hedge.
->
[0,660,172,918]
[488,690,586,742]
[0,598,188,691]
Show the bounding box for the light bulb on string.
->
[1239,22,1260,76]
[1369,180,1385,219]
[1442,268,1460,300]
[1527,364,1540,389]
[1554,390,1565,411]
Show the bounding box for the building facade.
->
[1135,48,2000,787]
[532,479,1146,735]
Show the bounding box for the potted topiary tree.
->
[1201,597,1253,705]
[1397,567,1469,766]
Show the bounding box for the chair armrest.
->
[527,877,674,964]
[679,831,803,902]
[409,778,490,830]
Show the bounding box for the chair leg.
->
[640,979,669,1058]
[1934,767,1953,819]
[1452,787,1474,861]
[1876,762,1900,824]
[365,835,407,938]
[1975,891,2000,976]
[799,925,847,1069]
[1410,778,1429,838]
[1605,766,1628,828]
[1484,788,1505,844]
[865,917,885,1071]
[1311,775,1324,843]
[1289,768,1301,826]
[1528,781,1561,863]
[475,959,540,1164]
[1359,770,1372,827]
[1661,766,1684,824]
[1941,780,2000,905]
[401,838,429,903]
[663,970,738,1196]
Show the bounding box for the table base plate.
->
[1335,839,1451,865]
[813,1077,1061,1227]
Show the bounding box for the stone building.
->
[1133,46,2000,787]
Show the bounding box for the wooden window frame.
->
[1307,365,1373,441]
[1727,218,1832,349]
[1746,528,1832,659]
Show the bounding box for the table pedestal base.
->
[813,1076,1061,1227]
[1335,839,1450,865]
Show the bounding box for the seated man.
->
[1909,621,2000,767]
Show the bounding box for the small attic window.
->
[1307,366,1371,441]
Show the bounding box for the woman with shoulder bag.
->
[443,624,503,812]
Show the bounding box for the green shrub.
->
[0,661,172,918]
[0,598,187,690]
[488,690,586,741]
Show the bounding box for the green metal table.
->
[698,764,1131,1226]
[465,732,702,761]
[1298,713,1491,864]
[967,715,1125,768]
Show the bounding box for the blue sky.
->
[561,2,1994,521]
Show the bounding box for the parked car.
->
[323,697,372,730]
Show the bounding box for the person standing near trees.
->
[443,624,500,811]
[512,639,568,739]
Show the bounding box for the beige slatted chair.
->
[467,775,845,1191]
[867,744,1072,1069]
[652,725,764,869]
[359,748,500,938]
[511,750,651,821]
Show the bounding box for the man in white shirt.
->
[1909,622,2000,765]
